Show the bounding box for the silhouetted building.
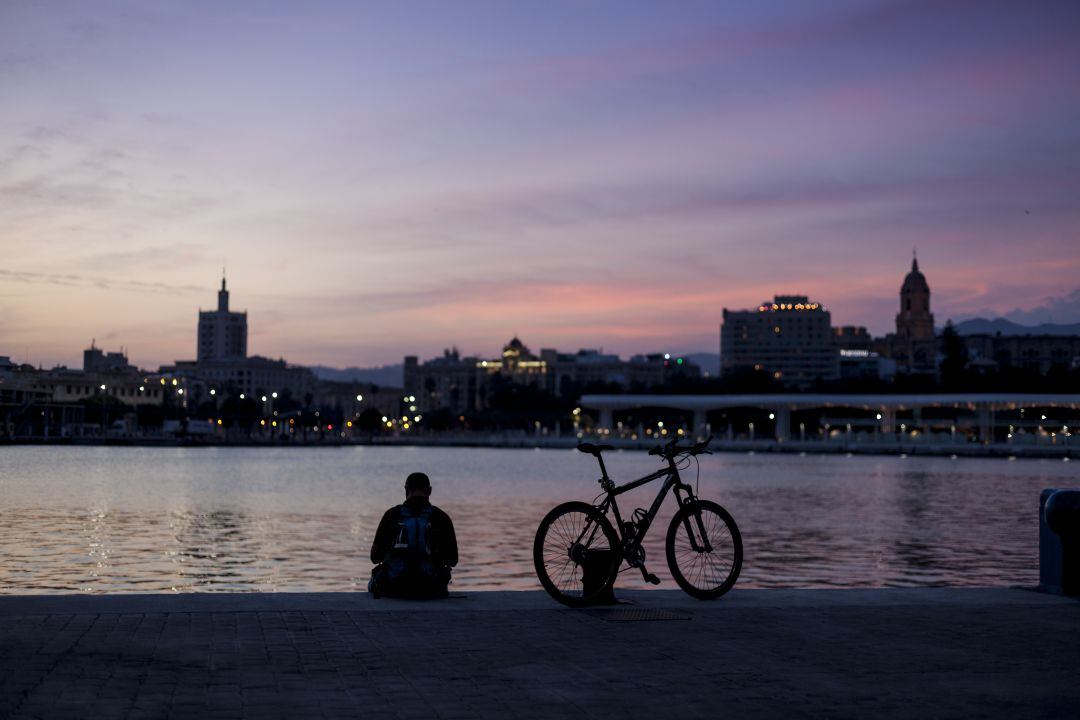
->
[198,276,247,362]
[834,326,873,352]
[166,356,316,402]
[959,334,1080,374]
[879,257,937,375]
[405,338,700,413]
[721,295,838,387]
[838,349,896,380]
[541,348,626,394]
[83,341,135,373]
[404,349,482,415]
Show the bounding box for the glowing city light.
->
[356,394,363,402]
[209,389,216,395]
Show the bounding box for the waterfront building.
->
[834,326,873,352]
[312,380,403,421]
[170,277,316,405]
[721,295,839,387]
[197,276,247,363]
[0,363,171,438]
[835,327,894,380]
[405,338,701,414]
[165,356,317,406]
[878,257,937,375]
[404,349,483,415]
[83,341,136,373]
[838,349,896,380]
[540,348,626,395]
[959,333,1080,374]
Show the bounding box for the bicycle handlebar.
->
[649,434,713,459]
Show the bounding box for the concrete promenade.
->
[1,588,1077,719]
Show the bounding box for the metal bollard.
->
[1041,488,1080,596]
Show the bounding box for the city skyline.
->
[3,1,1080,369]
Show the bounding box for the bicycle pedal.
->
[644,573,661,585]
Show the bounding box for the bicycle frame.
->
[589,452,714,574]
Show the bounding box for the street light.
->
[210,389,216,396]
[356,394,363,402]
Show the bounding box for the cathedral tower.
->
[891,255,937,374]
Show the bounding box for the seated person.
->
[368,472,458,599]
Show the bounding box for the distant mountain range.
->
[951,318,1080,337]
[310,364,404,388]
[682,352,720,375]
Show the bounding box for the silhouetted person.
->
[368,472,458,599]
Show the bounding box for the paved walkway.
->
[1,588,1077,719]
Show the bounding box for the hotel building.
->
[721,295,839,386]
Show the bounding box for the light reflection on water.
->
[0,446,1074,594]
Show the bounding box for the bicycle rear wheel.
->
[534,501,619,607]
[666,500,742,600]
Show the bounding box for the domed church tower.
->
[892,255,937,374]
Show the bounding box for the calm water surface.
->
[0,446,1075,593]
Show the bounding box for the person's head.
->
[405,472,432,500]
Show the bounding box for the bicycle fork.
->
[680,504,715,553]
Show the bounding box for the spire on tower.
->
[912,248,919,273]
[217,272,230,312]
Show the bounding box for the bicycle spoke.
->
[669,504,738,594]
[536,505,616,602]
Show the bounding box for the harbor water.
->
[0,445,1075,593]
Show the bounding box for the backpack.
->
[383,504,437,587]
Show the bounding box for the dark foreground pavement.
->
[0,588,1077,719]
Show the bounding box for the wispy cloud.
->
[0,269,204,294]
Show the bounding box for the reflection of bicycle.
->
[534,436,742,607]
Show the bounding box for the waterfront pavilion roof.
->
[580,394,1080,412]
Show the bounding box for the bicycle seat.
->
[577,442,613,456]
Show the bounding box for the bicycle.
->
[533,435,742,607]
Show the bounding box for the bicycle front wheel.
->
[666,500,742,600]
[534,501,619,607]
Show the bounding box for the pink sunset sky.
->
[2,0,1079,370]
